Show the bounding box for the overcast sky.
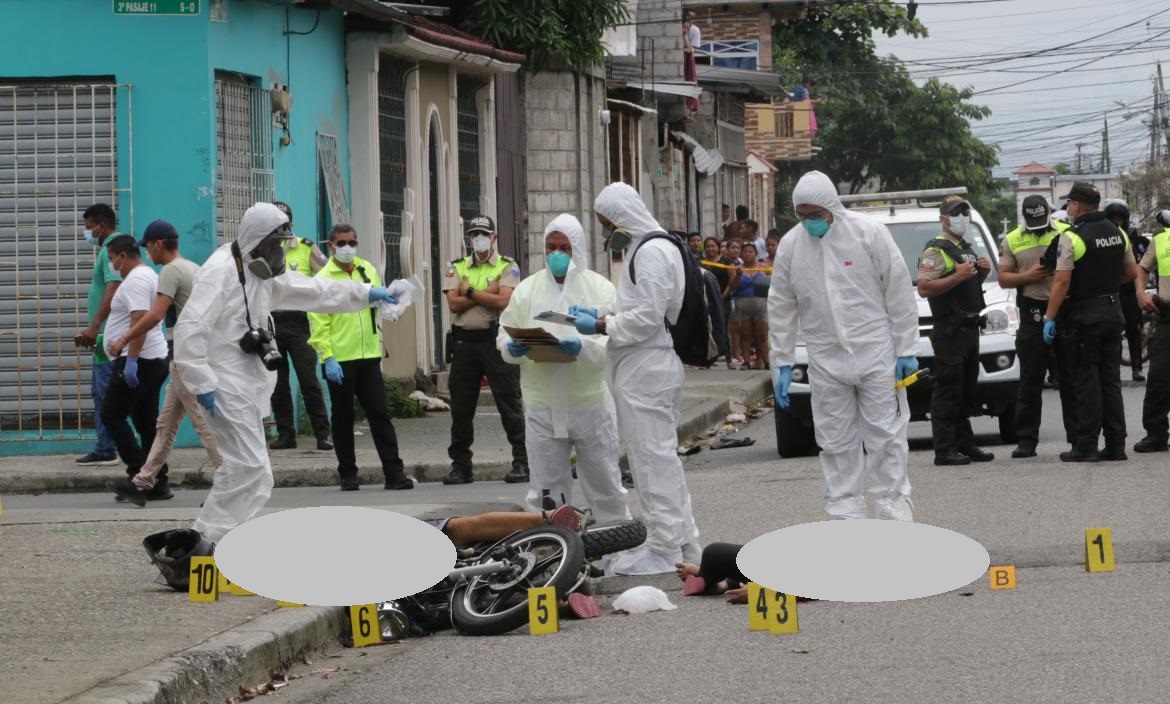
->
[870,0,1170,179]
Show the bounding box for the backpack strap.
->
[628,231,679,284]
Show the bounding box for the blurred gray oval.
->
[215,506,456,606]
[738,520,989,602]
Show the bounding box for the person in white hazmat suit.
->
[569,183,702,575]
[175,203,402,543]
[768,171,920,521]
[496,214,632,524]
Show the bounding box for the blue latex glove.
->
[123,356,139,389]
[568,304,598,319]
[1042,319,1056,345]
[774,365,792,409]
[573,311,599,335]
[196,391,217,417]
[506,341,531,358]
[557,337,583,358]
[368,286,399,305]
[895,356,918,381]
[324,357,344,384]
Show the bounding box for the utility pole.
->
[1075,142,1086,173]
[1101,115,1110,173]
[1159,62,1170,159]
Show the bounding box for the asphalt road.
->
[250,385,1170,704]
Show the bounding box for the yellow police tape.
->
[700,260,773,274]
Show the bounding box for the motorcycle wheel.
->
[449,526,585,636]
[582,519,647,560]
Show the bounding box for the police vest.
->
[1066,214,1128,300]
[1154,229,1170,278]
[284,238,315,276]
[452,254,515,289]
[1004,224,1062,257]
[923,237,986,320]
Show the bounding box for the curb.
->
[62,605,343,704]
[0,390,770,495]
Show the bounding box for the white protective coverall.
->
[175,203,373,542]
[496,214,632,524]
[768,171,919,521]
[592,183,701,574]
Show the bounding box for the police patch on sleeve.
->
[511,265,521,278]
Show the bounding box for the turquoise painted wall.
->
[0,0,351,454]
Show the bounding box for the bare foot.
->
[725,586,748,604]
[675,562,700,581]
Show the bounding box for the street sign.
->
[113,1,201,15]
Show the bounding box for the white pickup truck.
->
[774,188,1021,457]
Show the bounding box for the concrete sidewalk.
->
[0,368,773,495]
[0,369,772,704]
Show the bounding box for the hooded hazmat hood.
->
[543,213,589,273]
[594,182,665,241]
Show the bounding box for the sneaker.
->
[107,479,147,507]
[77,452,119,466]
[146,480,174,501]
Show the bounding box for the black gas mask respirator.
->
[247,225,290,280]
[603,226,633,252]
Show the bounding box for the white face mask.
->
[83,229,97,246]
[333,244,356,264]
[472,234,492,253]
[948,214,969,236]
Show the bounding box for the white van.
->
[774,188,1021,457]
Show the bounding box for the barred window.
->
[214,73,274,243]
[378,58,411,282]
[457,77,482,224]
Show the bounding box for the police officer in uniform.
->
[1042,182,1142,462]
[917,194,996,466]
[1104,200,1147,382]
[1133,210,1170,453]
[998,195,1070,458]
[442,215,529,485]
[268,202,333,451]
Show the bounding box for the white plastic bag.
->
[377,275,423,322]
[612,586,677,614]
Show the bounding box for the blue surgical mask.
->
[546,251,571,278]
[803,219,830,238]
[83,229,97,245]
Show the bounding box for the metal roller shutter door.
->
[0,82,119,438]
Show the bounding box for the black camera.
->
[239,326,283,372]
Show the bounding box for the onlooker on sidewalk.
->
[702,237,737,369]
[1133,213,1170,453]
[173,203,400,544]
[687,232,703,256]
[682,10,700,113]
[268,201,333,451]
[308,225,414,492]
[765,230,781,262]
[497,213,632,523]
[570,182,702,575]
[106,221,221,505]
[731,242,769,370]
[770,171,919,521]
[74,203,123,466]
[441,215,529,486]
[100,236,173,500]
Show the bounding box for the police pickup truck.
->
[774,188,1021,457]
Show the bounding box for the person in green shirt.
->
[308,224,414,492]
[74,203,124,465]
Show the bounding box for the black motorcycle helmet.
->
[143,528,216,591]
[1103,201,1130,226]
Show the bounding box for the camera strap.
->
[231,242,257,332]
[354,264,378,335]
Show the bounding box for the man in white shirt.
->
[100,235,174,499]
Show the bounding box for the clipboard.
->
[534,310,578,327]
[504,325,576,364]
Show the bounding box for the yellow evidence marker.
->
[276,601,305,607]
[989,566,1017,590]
[229,581,256,596]
[748,583,771,631]
[189,556,219,602]
[528,586,559,635]
[349,604,382,647]
[768,590,799,634]
[1085,528,1115,572]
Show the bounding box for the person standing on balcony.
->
[683,10,701,113]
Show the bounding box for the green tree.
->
[450,0,629,72]
[772,2,1000,213]
[1052,162,1072,175]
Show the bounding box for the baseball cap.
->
[464,215,496,236]
[135,219,179,247]
[1021,195,1051,231]
[939,195,971,217]
[1059,181,1100,206]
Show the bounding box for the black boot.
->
[443,466,474,485]
[934,450,971,466]
[270,434,297,450]
[1132,366,1146,382]
[316,435,334,451]
[1060,449,1099,462]
[108,479,147,507]
[146,477,174,501]
[504,464,530,484]
[384,472,414,490]
[1134,435,1169,453]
